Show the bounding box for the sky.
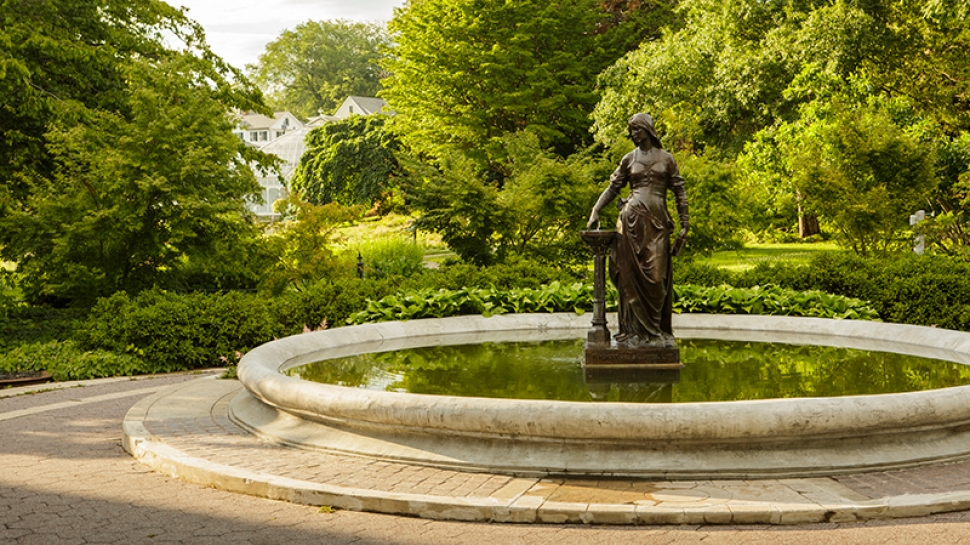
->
[169,0,404,70]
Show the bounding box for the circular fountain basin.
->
[233,313,970,479]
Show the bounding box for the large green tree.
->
[250,20,389,120]
[0,0,273,304]
[593,0,970,244]
[381,0,642,170]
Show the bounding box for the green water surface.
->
[287,339,970,403]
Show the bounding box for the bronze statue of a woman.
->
[587,113,689,349]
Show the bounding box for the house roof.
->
[237,111,304,131]
[306,114,340,127]
[346,96,389,115]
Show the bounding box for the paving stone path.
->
[4,373,970,544]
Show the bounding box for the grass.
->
[335,213,446,253]
[693,242,841,272]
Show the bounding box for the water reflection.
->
[288,339,970,403]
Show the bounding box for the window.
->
[259,131,268,141]
[349,105,354,114]
[250,131,258,141]
[276,131,284,138]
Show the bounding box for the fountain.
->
[233,312,970,479]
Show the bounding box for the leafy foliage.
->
[0,306,85,353]
[404,132,608,265]
[794,100,936,255]
[382,0,634,167]
[922,131,970,257]
[0,340,146,381]
[355,237,425,279]
[73,290,287,373]
[693,252,970,331]
[673,285,880,320]
[347,282,595,324]
[593,0,895,152]
[742,89,937,255]
[347,281,880,324]
[249,20,389,119]
[674,152,747,253]
[289,116,400,206]
[0,0,273,305]
[260,197,363,294]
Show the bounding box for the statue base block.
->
[583,342,682,368]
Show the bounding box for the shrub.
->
[676,259,735,287]
[719,252,970,331]
[73,290,285,373]
[348,282,880,324]
[270,277,413,334]
[0,306,85,353]
[429,259,578,290]
[0,340,147,381]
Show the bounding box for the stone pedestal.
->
[579,230,615,345]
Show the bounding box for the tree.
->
[765,94,937,255]
[592,0,889,154]
[249,20,389,120]
[381,0,635,170]
[593,0,970,243]
[0,0,274,304]
[259,197,362,295]
[404,132,608,266]
[289,116,400,207]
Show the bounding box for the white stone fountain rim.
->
[237,313,970,445]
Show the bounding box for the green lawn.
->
[335,213,447,253]
[693,242,841,272]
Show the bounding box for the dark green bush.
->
[0,306,86,353]
[0,340,147,381]
[427,259,578,290]
[716,252,970,331]
[676,259,735,287]
[271,277,413,333]
[74,290,285,373]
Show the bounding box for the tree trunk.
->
[798,214,820,238]
[796,192,820,238]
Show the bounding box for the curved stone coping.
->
[238,313,970,447]
[124,377,970,525]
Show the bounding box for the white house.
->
[233,111,304,146]
[247,127,317,219]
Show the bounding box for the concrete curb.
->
[123,377,970,525]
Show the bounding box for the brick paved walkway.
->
[5,373,970,543]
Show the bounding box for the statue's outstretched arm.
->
[587,159,627,229]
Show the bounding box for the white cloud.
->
[171,0,402,69]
